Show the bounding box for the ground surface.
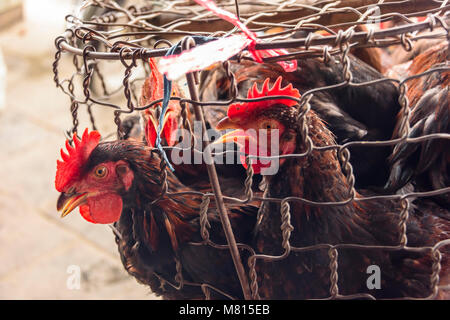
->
[0,1,155,299]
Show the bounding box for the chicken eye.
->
[261,120,278,130]
[94,166,108,178]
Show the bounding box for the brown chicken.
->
[55,129,259,299]
[385,41,449,207]
[200,53,401,189]
[215,76,450,299]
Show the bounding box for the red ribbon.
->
[194,0,297,72]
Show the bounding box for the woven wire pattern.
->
[53,0,450,300]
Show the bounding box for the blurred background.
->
[0,0,153,299]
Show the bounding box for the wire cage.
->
[53,0,450,300]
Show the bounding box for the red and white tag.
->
[159,0,297,80]
[159,35,253,80]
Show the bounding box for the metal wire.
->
[53,0,450,300]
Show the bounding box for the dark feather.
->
[251,107,449,299]
[89,140,259,299]
[386,41,449,207]
[199,55,401,188]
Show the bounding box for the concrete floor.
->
[0,3,156,299]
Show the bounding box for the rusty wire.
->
[53,0,450,300]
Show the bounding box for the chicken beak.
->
[146,110,175,147]
[213,117,255,147]
[147,111,158,133]
[212,129,251,146]
[149,109,173,130]
[57,192,88,218]
[160,110,173,131]
[216,116,240,131]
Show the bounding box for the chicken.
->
[200,53,401,189]
[214,76,450,299]
[385,41,449,207]
[140,58,182,148]
[55,129,259,299]
[139,57,260,194]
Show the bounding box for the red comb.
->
[142,57,180,108]
[228,76,300,121]
[140,58,164,107]
[148,58,164,101]
[55,129,101,192]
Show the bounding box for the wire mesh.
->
[53,0,450,300]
